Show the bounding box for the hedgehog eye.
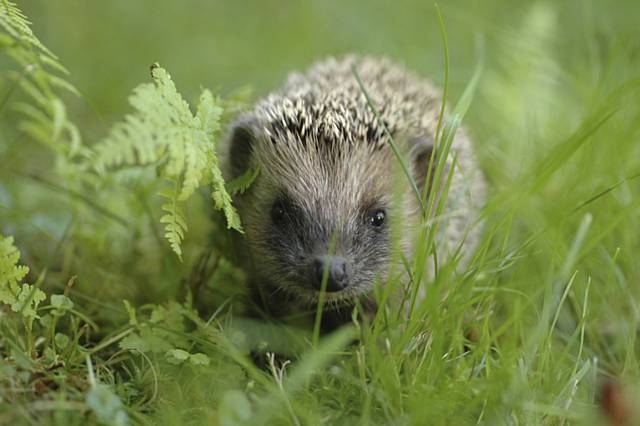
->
[271,201,287,224]
[367,209,386,227]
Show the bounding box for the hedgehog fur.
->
[225,55,485,318]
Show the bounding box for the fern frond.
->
[212,165,242,231]
[0,234,45,320]
[91,64,242,256]
[159,185,188,260]
[0,1,87,177]
[227,166,260,196]
[0,235,29,300]
[0,1,54,58]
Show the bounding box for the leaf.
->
[0,235,47,324]
[196,89,223,137]
[119,327,174,354]
[189,353,210,366]
[43,346,59,366]
[159,185,188,260]
[51,294,73,310]
[165,348,190,365]
[0,1,85,174]
[39,313,52,328]
[119,333,147,352]
[0,235,29,305]
[149,305,166,323]
[54,333,69,349]
[10,347,35,371]
[51,293,74,316]
[212,166,242,232]
[122,300,138,326]
[0,1,54,56]
[226,166,260,196]
[89,64,241,257]
[12,284,46,319]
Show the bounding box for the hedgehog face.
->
[251,142,403,306]
[255,184,394,306]
[228,121,421,307]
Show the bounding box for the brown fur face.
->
[234,130,417,306]
[226,56,485,310]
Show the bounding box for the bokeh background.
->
[20,0,638,133]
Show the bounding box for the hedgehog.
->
[225,56,485,326]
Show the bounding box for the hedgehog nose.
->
[311,256,348,292]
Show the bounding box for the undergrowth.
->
[1,1,640,425]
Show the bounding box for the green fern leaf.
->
[0,1,54,57]
[0,235,27,300]
[0,0,88,178]
[226,166,260,196]
[0,234,45,321]
[159,185,188,260]
[212,165,242,231]
[13,284,46,319]
[91,64,242,256]
[196,89,223,136]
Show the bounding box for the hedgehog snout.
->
[309,255,349,292]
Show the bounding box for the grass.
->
[1,0,640,425]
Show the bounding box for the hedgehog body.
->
[226,56,485,321]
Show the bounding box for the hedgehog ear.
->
[410,136,437,196]
[228,122,256,179]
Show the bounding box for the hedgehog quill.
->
[226,56,485,327]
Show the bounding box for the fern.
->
[90,64,242,258]
[159,184,188,260]
[0,1,88,176]
[2,1,244,259]
[0,234,45,324]
[227,166,260,196]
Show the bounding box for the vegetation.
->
[1,0,639,424]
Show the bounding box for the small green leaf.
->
[120,326,174,354]
[12,284,46,319]
[189,353,210,366]
[10,347,35,371]
[226,166,260,196]
[149,305,166,323]
[122,300,137,326]
[165,348,190,365]
[0,235,30,307]
[51,294,74,315]
[119,333,146,352]
[212,166,242,232]
[39,313,52,328]
[43,346,58,365]
[54,333,70,349]
[51,294,74,309]
[159,185,188,260]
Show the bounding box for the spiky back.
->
[236,55,484,250]
[252,55,442,150]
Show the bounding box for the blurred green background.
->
[20,0,638,130]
